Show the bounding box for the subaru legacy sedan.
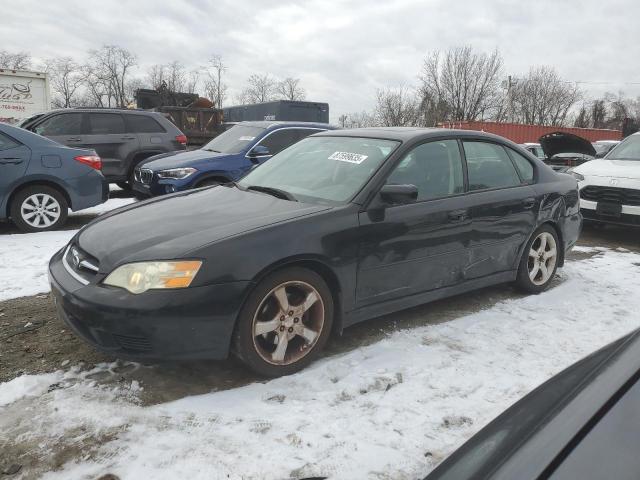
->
[49,128,581,376]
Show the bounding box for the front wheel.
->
[515,225,560,293]
[233,267,334,377]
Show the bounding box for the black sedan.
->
[424,327,640,480]
[48,128,581,376]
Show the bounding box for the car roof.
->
[237,121,335,130]
[44,108,162,116]
[314,126,512,143]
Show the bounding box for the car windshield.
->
[238,136,400,205]
[606,135,640,161]
[201,125,265,154]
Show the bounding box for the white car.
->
[571,132,640,226]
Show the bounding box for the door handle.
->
[0,157,23,164]
[447,209,468,222]
[522,198,536,209]
[121,136,136,140]
[66,137,81,142]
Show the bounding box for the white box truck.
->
[0,69,51,125]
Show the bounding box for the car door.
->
[0,130,30,200]
[32,112,85,147]
[462,140,537,279]
[356,139,473,307]
[84,112,139,179]
[124,113,166,155]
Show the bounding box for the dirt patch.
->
[0,293,113,383]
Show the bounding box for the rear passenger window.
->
[463,141,521,191]
[34,113,83,136]
[126,114,166,133]
[507,149,535,183]
[88,113,125,135]
[0,132,20,150]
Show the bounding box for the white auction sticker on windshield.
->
[328,151,368,164]
[238,136,255,141]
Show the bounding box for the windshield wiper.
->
[246,185,298,201]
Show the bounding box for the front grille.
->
[112,334,153,352]
[139,168,154,185]
[63,245,100,284]
[580,186,640,206]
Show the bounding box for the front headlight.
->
[157,167,197,179]
[103,260,203,294]
[566,168,585,182]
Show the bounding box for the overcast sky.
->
[4,0,639,121]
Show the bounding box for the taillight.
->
[176,134,187,146]
[74,155,102,171]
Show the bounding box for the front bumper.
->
[48,248,253,360]
[579,199,640,227]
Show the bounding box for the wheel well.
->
[539,220,565,267]
[6,181,71,218]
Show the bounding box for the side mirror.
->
[248,145,270,158]
[379,184,418,205]
[594,151,605,158]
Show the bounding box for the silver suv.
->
[20,108,187,187]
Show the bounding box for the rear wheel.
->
[515,225,560,293]
[10,185,68,232]
[234,267,333,377]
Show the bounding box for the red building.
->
[438,121,622,143]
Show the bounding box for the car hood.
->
[140,149,234,170]
[77,186,331,272]
[574,158,640,179]
[539,132,596,158]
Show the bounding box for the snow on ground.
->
[0,197,134,302]
[2,248,639,479]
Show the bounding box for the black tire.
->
[10,185,68,233]
[233,267,334,377]
[116,181,131,191]
[515,224,560,293]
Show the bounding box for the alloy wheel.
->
[20,193,62,229]
[252,281,325,365]
[527,231,558,286]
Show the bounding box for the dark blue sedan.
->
[131,121,335,197]
[0,122,107,232]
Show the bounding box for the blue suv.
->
[132,121,335,197]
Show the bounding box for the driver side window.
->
[385,140,464,201]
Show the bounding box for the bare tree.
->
[509,66,581,126]
[239,74,277,104]
[340,111,377,128]
[87,45,137,107]
[419,46,503,122]
[573,104,591,128]
[277,77,306,101]
[591,99,607,128]
[0,50,31,70]
[374,86,421,126]
[203,55,227,108]
[43,57,84,108]
[146,64,166,90]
